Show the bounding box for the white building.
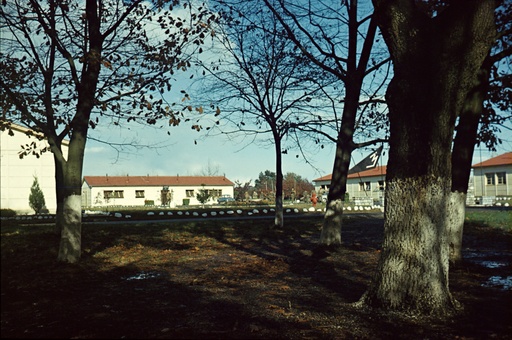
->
[0,122,69,214]
[472,152,511,200]
[82,175,235,208]
[313,165,387,206]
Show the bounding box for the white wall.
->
[82,183,234,207]
[473,165,512,197]
[1,127,67,214]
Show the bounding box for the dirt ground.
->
[1,211,511,339]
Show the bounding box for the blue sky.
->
[81,2,512,184]
[82,115,512,184]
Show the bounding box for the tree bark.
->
[56,128,88,263]
[361,0,496,315]
[449,62,490,264]
[319,1,377,246]
[274,132,284,228]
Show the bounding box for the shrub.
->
[0,209,17,217]
[29,176,46,214]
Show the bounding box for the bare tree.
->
[195,0,332,228]
[263,0,390,246]
[0,0,217,263]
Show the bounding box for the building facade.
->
[1,122,69,214]
[472,152,511,200]
[82,175,235,208]
[313,166,387,206]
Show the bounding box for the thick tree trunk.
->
[363,0,496,316]
[362,177,460,314]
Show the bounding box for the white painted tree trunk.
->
[447,191,466,264]
[360,177,460,314]
[57,194,82,263]
[319,199,344,246]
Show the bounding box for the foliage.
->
[233,179,252,201]
[196,185,212,205]
[0,209,17,217]
[28,176,46,214]
[0,0,218,147]
[0,0,219,262]
[282,172,314,200]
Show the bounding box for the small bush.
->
[29,176,46,214]
[0,209,17,217]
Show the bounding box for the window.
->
[104,190,113,199]
[378,180,385,191]
[485,173,495,185]
[359,181,371,191]
[497,172,506,185]
[113,190,124,198]
[135,190,145,198]
[186,189,195,197]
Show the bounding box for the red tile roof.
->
[83,175,234,187]
[314,165,387,182]
[472,152,512,168]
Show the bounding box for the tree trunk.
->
[56,130,87,263]
[318,1,376,246]
[54,152,65,235]
[362,177,461,314]
[449,61,490,264]
[274,135,284,228]
[362,0,496,315]
[319,143,352,246]
[447,191,466,264]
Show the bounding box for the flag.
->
[348,146,383,174]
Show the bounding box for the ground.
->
[1,208,511,339]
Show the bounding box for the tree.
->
[198,0,329,228]
[359,0,497,315]
[263,0,390,246]
[196,185,212,207]
[254,170,277,200]
[448,2,511,264]
[29,176,46,214]
[233,179,252,201]
[0,0,217,263]
[282,172,314,200]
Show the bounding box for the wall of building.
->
[313,175,385,205]
[473,165,511,198]
[82,183,234,208]
[346,175,385,204]
[1,127,67,214]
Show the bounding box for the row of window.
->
[358,180,385,192]
[103,189,224,199]
[485,172,507,185]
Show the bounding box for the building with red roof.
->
[313,165,387,205]
[82,175,235,208]
[472,152,511,199]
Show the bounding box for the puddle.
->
[123,271,161,281]
[481,276,512,290]
[464,251,511,268]
[477,261,507,269]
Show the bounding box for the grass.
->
[465,209,512,231]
